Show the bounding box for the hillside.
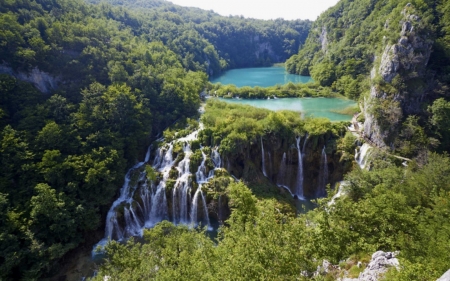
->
[0,0,311,279]
[286,0,450,155]
[1,0,450,280]
[86,0,312,72]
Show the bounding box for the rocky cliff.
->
[363,4,433,148]
[0,64,60,94]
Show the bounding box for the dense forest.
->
[1,0,450,280]
[0,0,311,279]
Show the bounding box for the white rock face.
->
[0,64,59,94]
[437,269,450,281]
[338,251,400,281]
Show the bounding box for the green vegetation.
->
[207,81,336,99]
[86,0,312,70]
[2,0,450,279]
[95,152,450,280]
[199,99,345,152]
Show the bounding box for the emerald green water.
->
[211,66,312,87]
[220,97,356,121]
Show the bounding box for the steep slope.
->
[287,0,450,153]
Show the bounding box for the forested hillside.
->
[87,0,312,71]
[0,0,312,279]
[287,0,450,155]
[2,0,450,280]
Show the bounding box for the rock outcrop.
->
[339,251,400,281]
[363,4,433,148]
[0,63,60,94]
[437,269,450,281]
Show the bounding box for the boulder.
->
[437,269,450,281]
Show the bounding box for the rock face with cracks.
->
[363,4,433,149]
[340,251,400,281]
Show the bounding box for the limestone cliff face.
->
[223,133,347,199]
[363,5,433,148]
[319,26,328,53]
[0,64,60,94]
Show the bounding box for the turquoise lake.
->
[210,66,312,87]
[210,66,355,122]
[219,98,356,122]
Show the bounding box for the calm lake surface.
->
[220,97,356,122]
[211,66,312,87]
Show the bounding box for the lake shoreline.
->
[212,96,356,122]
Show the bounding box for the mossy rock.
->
[169,167,179,180]
[190,140,201,151]
[165,179,177,193]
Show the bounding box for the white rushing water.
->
[93,125,220,255]
[276,152,294,196]
[295,136,304,199]
[316,146,329,198]
[261,136,267,177]
[355,143,372,170]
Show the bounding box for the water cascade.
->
[190,187,211,229]
[211,147,221,168]
[302,133,308,159]
[316,146,328,198]
[355,143,372,169]
[295,137,304,199]
[94,126,220,254]
[261,137,267,177]
[124,206,143,237]
[173,143,192,224]
[276,152,294,197]
[196,151,209,183]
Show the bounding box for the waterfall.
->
[211,147,221,168]
[174,144,192,224]
[147,181,168,227]
[295,137,304,199]
[124,206,143,237]
[94,125,221,256]
[196,151,208,183]
[355,143,372,169]
[276,152,294,197]
[190,186,211,229]
[261,137,267,177]
[139,184,151,221]
[105,213,123,241]
[316,146,328,198]
[144,145,151,163]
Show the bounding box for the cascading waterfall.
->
[173,143,192,224]
[196,151,208,183]
[316,146,328,198]
[276,152,294,197]
[124,206,143,237]
[190,186,211,229]
[95,145,152,252]
[295,137,304,199]
[147,144,174,226]
[261,136,267,177]
[212,147,221,168]
[355,143,372,169]
[94,126,220,255]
